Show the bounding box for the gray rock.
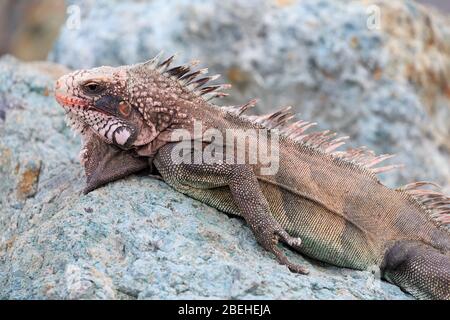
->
[50,0,450,190]
[0,56,411,299]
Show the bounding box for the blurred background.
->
[0,0,449,61]
[0,0,65,60]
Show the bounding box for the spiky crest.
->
[133,54,450,229]
[137,54,399,176]
[138,53,397,180]
[396,182,450,227]
[229,102,449,229]
[224,100,401,177]
[134,52,231,102]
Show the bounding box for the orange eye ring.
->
[118,101,131,117]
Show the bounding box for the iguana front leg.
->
[154,143,308,274]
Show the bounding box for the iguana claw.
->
[277,230,302,248]
[270,241,309,275]
[272,230,309,274]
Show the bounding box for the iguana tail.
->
[381,241,450,300]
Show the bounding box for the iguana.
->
[54,54,450,300]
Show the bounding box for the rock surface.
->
[51,0,450,190]
[0,56,411,299]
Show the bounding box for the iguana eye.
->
[82,82,104,94]
[118,101,131,117]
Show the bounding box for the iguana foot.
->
[257,226,309,274]
[153,149,310,275]
[269,238,309,274]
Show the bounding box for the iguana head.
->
[54,55,229,192]
[54,65,161,193]
[55,65,157,150]
[55,55,230,153]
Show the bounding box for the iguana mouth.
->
[55,92,88,108]
[55,93,111,120]
[55,92,114,118]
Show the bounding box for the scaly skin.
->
[54,55,450,299]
